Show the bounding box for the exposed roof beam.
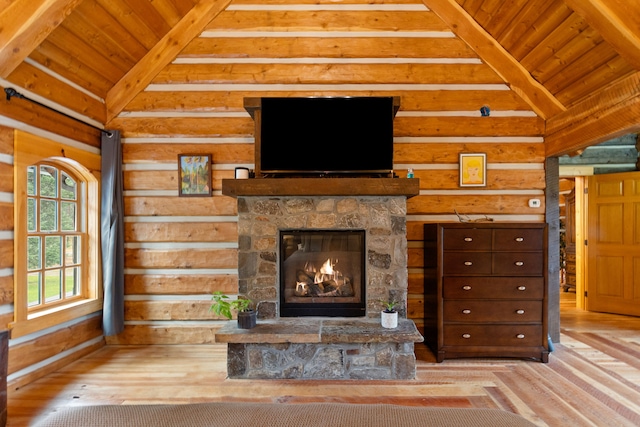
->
[545,72,640,157]
[421,0,565,120]
[564,0,640,70]
[0,0,83,79]
[105,0,233,124]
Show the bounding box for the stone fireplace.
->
[217,178,423,380]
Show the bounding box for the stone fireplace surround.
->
[217,178,423,379]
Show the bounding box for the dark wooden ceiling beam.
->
[545,71,640,157]
[0,0,83,79]
[563,0,640,70]
[422,0,565,119]
[105,0,233,124]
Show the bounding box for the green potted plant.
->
[380,299,398,329]
[210,291,256,329]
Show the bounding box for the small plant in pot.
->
[210,291,257,329]
[380,299,399,329]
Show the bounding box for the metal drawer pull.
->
[516,309,525,315]
[462,285,472,291]
[515,261,524,266]
[517,286,526,291]
[462,309,471,314]
[515,237,524,242]
[516,334,525,339]
[464,237,473,242]
[462,334,471,339]
[464,261,473,266]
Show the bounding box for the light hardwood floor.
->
[8,292,640,427]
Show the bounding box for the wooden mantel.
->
[221,178,420,198]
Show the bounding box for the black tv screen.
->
[258,97,396,176]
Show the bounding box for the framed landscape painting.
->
[459,153,486,187]
[178,154,212,196]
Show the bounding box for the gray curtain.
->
[100,130,124,336]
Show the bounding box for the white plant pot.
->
[381,311,398,329]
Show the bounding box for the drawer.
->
[493,252,543,276]
[443,277,544,299]
[443,252,492,275]
[443,324,543,347]
[443,228,492,251]
[443,300,542,322]
[493,228,543,251]
[565,262,576,274]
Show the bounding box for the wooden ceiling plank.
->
[105,0,233,123]
[96,0,162,50]
[74,0,148,63]
[555,57,635,107]
[0,0,83,78]
[544,43,623,97]
[30,42,113,98]
[485,0,530,41]
[563,0,640,70]
[532,28,603,84]
[497,0,556,48]
[545,71,640,156]
[122,0,172,40]
[520,13,589,71]
[422,0,565,119]
[507,1,572,59]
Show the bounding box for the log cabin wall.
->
[0,100,105,389]
[105,3,546,345]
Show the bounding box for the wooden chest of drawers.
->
[424,223,549,363]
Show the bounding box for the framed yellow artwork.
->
[178,154,212,196]
[459,153,486,187]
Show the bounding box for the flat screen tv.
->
[256,96,398,177]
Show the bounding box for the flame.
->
[320,258,334,275]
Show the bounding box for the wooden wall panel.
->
[109,4,548,345]
[7,316,103,375]
[124,196,237,216]
[125,301,214,321]
[125,274,237,295]
[124,222,237,243]
[0,241,12,269]
[124,90,533,113]
[106,325,220,345]
[124,248,237,269]
[0,276,12,306]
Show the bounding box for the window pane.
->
[65,267,80,297]
[27,236,41,270]
[40,165,57,198]
[61,201,76,231]
[27,272,41,307]
[65,235,81,265]
[44,236,62,268]
[27,198,37,232]
[44,269,62,303]
[27,165,37,196]
[61,171,76,200]
[40,199,58,231]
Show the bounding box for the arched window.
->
[12,131,102,338]
[26,162,85,311]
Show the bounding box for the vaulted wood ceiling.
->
[1,0,639,156]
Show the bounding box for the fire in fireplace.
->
[279,229,366,317]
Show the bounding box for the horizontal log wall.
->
[108,3,546,344]
[0,100,105,389]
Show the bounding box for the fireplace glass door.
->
[279,229,366,317]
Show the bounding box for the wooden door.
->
[587,172,640,316]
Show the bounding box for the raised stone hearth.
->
[219,178,422,380]
[216,318,423,379]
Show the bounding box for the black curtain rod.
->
[4,87,113,137]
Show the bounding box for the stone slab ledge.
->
[215,318,424,345]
